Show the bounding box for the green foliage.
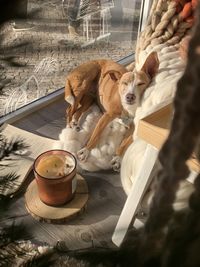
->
[0,173,20,195]
[0,133,29,161]
[0,128,29,195]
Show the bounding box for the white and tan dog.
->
[76,52,159,170]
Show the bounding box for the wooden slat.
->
[137,104,200,173]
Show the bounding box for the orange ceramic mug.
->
[33,150,77,206]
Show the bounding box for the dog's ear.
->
[126,62,135,72]
[103,70,122,81]
[140,51,159,79]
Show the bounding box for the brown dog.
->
[76,52,159,170]
[65,59,127,129]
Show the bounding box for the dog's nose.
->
[126,93,136,102]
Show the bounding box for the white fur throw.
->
[53,105,128,171]
[121,42,194,210]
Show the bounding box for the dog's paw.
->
[75,125,81,132]
[65,95,75,105]
[77,147,89,162]
[70,120,81,131]
[70,120,77,127]
[111,156,121,172]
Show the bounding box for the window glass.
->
[0,0,142,118]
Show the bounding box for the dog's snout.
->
[126,93,135,102]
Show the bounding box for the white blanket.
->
[121,42,194,210]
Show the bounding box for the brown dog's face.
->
[119,51,159,114]
[119,71,151,107]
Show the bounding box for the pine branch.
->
[0,172,20,195]
[0,135,29,161]
[0,224,56,267]
[0,129,29,196]
[0,247,55,267]
[0,173,19,187]
[0,173,20,215]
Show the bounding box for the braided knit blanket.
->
[136,0,196,55]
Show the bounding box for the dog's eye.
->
[123,82,128,86]
[137,82,145,86]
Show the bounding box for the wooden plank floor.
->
[4,98,127,249]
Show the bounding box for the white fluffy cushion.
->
[53,105,128,171]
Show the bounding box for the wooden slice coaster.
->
[25,174,88,223]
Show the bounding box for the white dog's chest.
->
[120,111,134,127]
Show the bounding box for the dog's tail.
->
[65,79,75,106]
